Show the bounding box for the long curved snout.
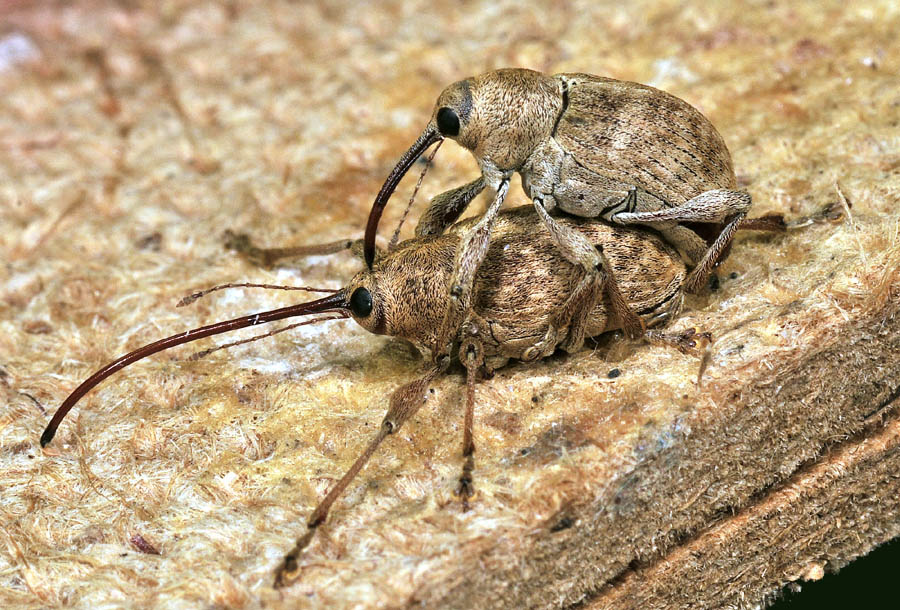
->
[363,126,441,268]
[41,291,349,447]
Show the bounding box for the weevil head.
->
[364,69,563,268]
[431,69,562,171]
[346,237,455,348]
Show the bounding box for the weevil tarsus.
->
[457,337,484,511]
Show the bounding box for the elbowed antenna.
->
[40,291,348,447]
[364,127,441,269]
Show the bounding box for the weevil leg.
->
[226,177,486,268]
[682,212,745,293]
[275,364,444,588]
[456,337,484,510]
[611,189,752,226]
[685,205,838,289]
[608,189,752,294]
[532,198,645,352]
[224,231,384,267]
[224,231,352,267]
[433,179,510,361]
[415,177,486,238]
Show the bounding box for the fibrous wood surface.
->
[1,1,898,609]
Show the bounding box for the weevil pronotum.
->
[41,204,718,587]
[364,68,768,366]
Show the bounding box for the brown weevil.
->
[364,68,761,364]
[41,205,704,588]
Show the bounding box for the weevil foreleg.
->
[415,177,486,238]
[456,336,484,510]
[225,231,355,267]
[532,198,644,351]
[225,176,485,268]
[433,179,510,361]
[275,364,443,588]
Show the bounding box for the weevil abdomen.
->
[466,208,685,362]
[551,74,736,205]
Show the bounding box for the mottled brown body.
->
[349,206,685,371]
[365,68,755,365]
[418,69,736,211]
[546,74,736,204]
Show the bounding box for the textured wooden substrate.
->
[2,2,899,609]
[589,410,900,609]
[430,303,900,609]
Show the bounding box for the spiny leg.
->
[434,179,510,361]
[532,198,644,351]
[415,177,486,238]
[274,365,443,588]
[694,205,840,287]
[456,338,484,511]
[689,205,837,291]
[611,189,752,226]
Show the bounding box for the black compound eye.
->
[436,107,460,137]
[349,287,373,318]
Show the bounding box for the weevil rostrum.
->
[41,204,707,587]
[364,68,764,368]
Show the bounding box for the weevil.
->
[40,204,703,588]
[364,68,761,365]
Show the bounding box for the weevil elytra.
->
[40,205,700,588]
[364,68,757,365]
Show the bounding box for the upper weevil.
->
[364,68,755,364]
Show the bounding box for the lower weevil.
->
[42,205,715,587]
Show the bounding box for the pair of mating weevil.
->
[42,69,795,586]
